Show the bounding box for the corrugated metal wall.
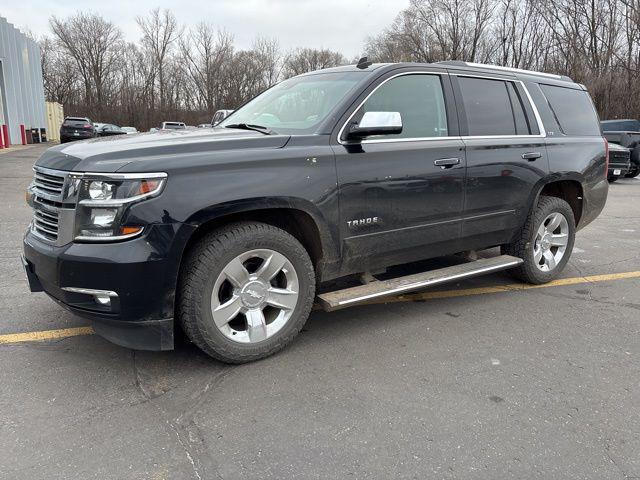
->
[0,16,47,145]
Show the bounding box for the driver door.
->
[333,72,466,272]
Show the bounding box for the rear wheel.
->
[502,196,575,284]
[178,222,316,363]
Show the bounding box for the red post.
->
[20,124,27,145]
[0,126,4,149]
[1,125,9,147]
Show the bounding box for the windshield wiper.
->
[224,123,274,135]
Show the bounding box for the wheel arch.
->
[528,175,585,226]
[177,197,339,277]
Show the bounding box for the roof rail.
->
[436,61,572,82]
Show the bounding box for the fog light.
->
[94,294,111,306]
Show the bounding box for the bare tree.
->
[40,3,640,130]
[49,13,122,116]
[283,48,346,77]
[137,8,182,113]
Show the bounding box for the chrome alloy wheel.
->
[533,212,569,272]
[211,249,299,344]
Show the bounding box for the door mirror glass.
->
[348,111,403,139]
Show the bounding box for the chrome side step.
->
[317,255,523,311]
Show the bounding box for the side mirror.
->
[347,111,402,139]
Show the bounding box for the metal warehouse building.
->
[0,16,47,147]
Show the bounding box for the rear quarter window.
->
[539,84,601,136]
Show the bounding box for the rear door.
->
[450,73,549,247]
[333,70,466,272]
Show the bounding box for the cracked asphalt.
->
[1,144,639,479]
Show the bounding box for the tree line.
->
[41,8,349,129]
[41,1,640,130]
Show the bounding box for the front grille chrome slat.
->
[31,167,68,243]
[33,168,66,199]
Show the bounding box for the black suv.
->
[601,119,640,178]
[59,117,97,144]
[23,61,608,363]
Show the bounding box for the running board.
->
[317,255,523,311]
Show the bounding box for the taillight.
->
[603,137,609,178]
[83,124,92,129]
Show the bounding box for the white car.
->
[211,110,234,126]
[161,121,186,130]
[121,126,138,134]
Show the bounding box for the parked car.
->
[197,124,212,128]
[24,61,608,363]
[59,117,96,143]
[161,121,186,130]
[121,127,138,134]
[211,109,233,125]
[607,142,631,182]
[601,120,640,178]
[96,124,127,137]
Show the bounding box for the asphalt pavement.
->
[1,144,639,479]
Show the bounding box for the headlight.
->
[88,181,115,200]
[73,172,167,241]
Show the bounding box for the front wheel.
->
[502,196,576,284]
[625,167,639,178]
[178,222,316,363]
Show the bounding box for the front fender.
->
[183,196,339,263]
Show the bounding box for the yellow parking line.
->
[1,271,639,345]
[0,326,94,344]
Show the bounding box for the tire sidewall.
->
[523,198,576,283]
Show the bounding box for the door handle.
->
[522,152,542,161]
[434,157,460,168]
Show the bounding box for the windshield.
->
[219,72,365,134]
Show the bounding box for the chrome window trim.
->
[337,71,454,146]
[336,70,547,145]
[450,73,546,139]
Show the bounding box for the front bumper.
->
[22,225,182,351]
[608,162,630,178]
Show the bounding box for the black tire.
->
[178,222,315,363]
[608,176,618,183]
[502,196,576,284]
[625,167,639,178]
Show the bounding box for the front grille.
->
[30,167,71,244]
[610,150,630,168]
[33,170,65,197]
[32,203,59,241]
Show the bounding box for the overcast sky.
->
[3,0,409,57]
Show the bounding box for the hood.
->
[608,142,629,152]
[36,128,291,172]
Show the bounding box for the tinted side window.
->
[458,77,519,136]
[506,82,531,135]
[360,74,448,139]
[539,84,600,136]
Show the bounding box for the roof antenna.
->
[356,56,373,69]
